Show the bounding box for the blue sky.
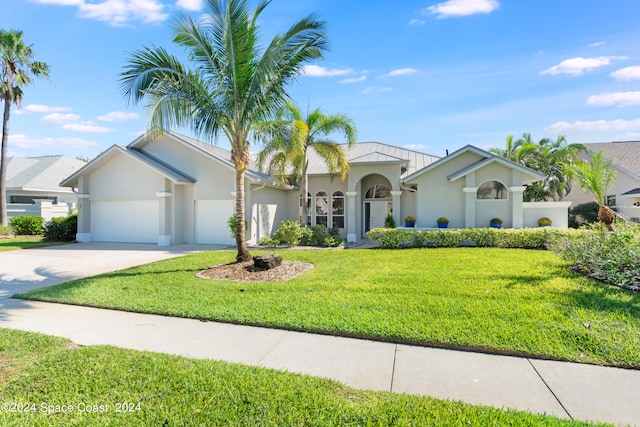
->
[4,0,640,159]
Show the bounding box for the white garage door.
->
[91,200,159,243]
[195,200,235,245]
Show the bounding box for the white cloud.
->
[62,122,113,133]
[302,65,353,77]
[540,56,628,76]
[42,113,81,123]
[587,41,606,48]
[16,104,73,114]
[587,92,640,108]
[409,18,425,26]
[97,111,140,122]
[403,144,430,151]
[546,118,640,133]
[29,0,168,26]
[339,75,366,84]
[383,68,417,77]
[361,86,392,94]
[611,65,640,81]
[9,133,98,150]
[176,0,201,11]
[424,0,499,18]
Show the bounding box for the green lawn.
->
[17,248,640,367]
[0,328,604,426]
[0,237,66,251]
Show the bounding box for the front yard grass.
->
[17,248,640,367]
[0,237,65,251]
[0,328,604,426]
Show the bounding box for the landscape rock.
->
[252,254,282,270]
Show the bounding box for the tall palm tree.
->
[256,100,356,225]
[120,0,327,261]
[572,150,617,231]
[0,29,49,226]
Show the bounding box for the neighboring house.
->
[6,155,86,220]
[61,131,569,246]
[564,141,640,222]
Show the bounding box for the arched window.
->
[332,191,345,229]
[365,185,391,199]
[299,192,311,226]
[315,191,328,226]
[477,181,508,199]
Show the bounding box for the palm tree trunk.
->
[234,167,251,261]
[0,98,11,227]
[598,205,615,232]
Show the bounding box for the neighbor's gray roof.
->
[293,142,441,179]
[585,141,640,176]
[7,155,86,191]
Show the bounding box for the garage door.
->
[194,200,235,245]
[91,200,159,243]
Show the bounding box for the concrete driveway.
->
[0,242,228,300]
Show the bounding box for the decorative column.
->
[346,191,357,242]
[462,187,477,228]
[509,186,525,229]
[156,191,172,246]
[76,175,92,242]
[390,191,402,226]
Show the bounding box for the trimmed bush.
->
[272,220,304,247]
[367,227,582,250]
[43,214,77,242]
[0,224,13,236]
[261,221,345,248]
[9,215,44,235]
[550,222,640,290]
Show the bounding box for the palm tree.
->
[120,0,327,261]
[256,100,356,225]
[491,133,585,202]
[0,29,49,226]
[572,150,617,231]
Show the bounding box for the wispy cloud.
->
[587,91,640,108]
[28,0,169,26]
[361,86,392,95]
[403,143,430,151]
[546,118,640,133]
[383,68,417,77]
[42,113,81,123]
[9,133,98,150]
[409,18,425,26]
[587,41,606,48]
[302,65,353,77]
[62,122,114,133]
[15,104,72,114]
[176,0,202,11]
[97,111,140,122]
[339,75,366,84]
[611,65,640,81]
[424,0,500,19]
[540,56,628,76]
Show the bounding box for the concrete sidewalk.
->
[0,242,638,426]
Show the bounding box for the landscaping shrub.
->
[367,227,581,250]
[9,215,44,235]
[272,219,303,247]
[568,202,599,228]
[0,224,13,236]
[384,212,396,228]
[550,222,640,290]
[43,214,77,241]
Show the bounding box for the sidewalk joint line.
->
[256,331,288,365]
[389,344,398,392]
[527,358,573,420]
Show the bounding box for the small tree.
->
[572,150,617,231]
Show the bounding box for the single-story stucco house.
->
[563,141,640,222]
[6,155,86,220]
[60,131,570,246]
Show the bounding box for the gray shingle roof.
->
[585,141,640,176]
[7,155,86,190]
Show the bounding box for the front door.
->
[364,201,390,235]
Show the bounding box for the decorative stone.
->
[252,254,282,270]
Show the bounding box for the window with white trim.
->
[332,191,345,229]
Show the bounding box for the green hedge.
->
[43,214,77,242]
[9,216,44,235]
[366,227,584,250]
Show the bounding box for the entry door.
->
[364,201,389,234]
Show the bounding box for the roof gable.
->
[7,155,86,191]
[585,141,640,177]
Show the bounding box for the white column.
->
[510,186,525,229]
[462,187,477,228]
[156,191,172,246]
[390,191,402,226]
[346,191,357,242]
